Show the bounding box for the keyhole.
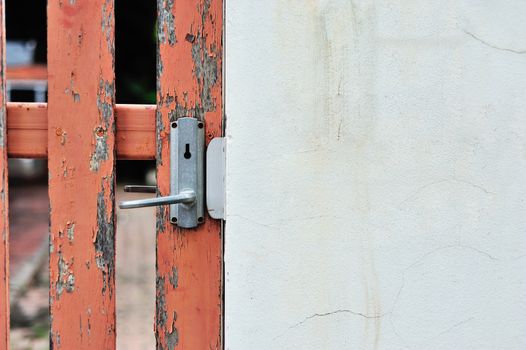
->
[184,143,192,159]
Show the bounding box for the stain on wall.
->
[225,1,526,349]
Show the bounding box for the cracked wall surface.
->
[225,1,526,349]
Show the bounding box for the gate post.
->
[156,0,223,348]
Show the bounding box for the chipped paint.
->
[61,133,67,146]
[48,0,116,348]
[90,80,114,172]
[157,0,176,46]
[52,332,61,348]
[169,267,178,288]
[97,79,115,128]
[156,0,223,348]
[166,324,179,350]
[90,127,109,171]
[94,178,115,295]
[156,204,167,235]
[191,32,219,116]
[156,52,164,94]
[0,109,5,147]
[65,72,82,103]
[156,275,168,328]
[56,254,75,298]
[101,0,115,55]
[67,222,75,242]
[185,33,195,43]
[155,109,165,167]
[156,276,180,350]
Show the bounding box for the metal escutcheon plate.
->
[170,117,204,228]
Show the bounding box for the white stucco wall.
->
[225,1,526,349]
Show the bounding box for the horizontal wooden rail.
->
[6,102,156,159]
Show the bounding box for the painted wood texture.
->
[0,1,8,348]
[6,64,47,80]
[156,0,223,348]
[47,1,116,348]
[7,103,156,159]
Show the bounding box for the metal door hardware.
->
[123,185,156,193]
[206,137,225,220]
[119,117,204,228]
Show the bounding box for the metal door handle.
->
[118,117,204,228]
[119,190,196,209]
[118,120,226,225]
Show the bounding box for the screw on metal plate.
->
[119,117,204,229]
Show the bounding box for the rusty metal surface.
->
[156,0,223,348]
[47,0,116,348]
[0,0,9,348]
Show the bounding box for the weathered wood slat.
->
[6,64,47,80]
[156,0,223,348]
[48,1,116,348]
[114,104,156,160]
[7,103,156,159]
[0,1,9,348]
[6,103,46,159]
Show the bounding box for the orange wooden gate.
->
[0,0,223,349]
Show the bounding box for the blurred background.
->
[7,1,157,349]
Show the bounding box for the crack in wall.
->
[463,29,526,55]
[274,309,388,341]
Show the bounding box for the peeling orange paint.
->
[6,102,157,159]
[0,1,221,348]
[156,0,223,348]
[48,0,116,348]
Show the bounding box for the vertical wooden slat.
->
[0,0,8,348]
[156,0,223,349]
[48,1,116,348]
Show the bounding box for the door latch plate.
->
[170,118,204,228]
[206,137,225,220]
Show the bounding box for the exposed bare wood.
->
[156,0,223,348]
[6,103,156,159]
[48,0,117,348]
[0,0,224,347]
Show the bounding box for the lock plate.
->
[170,117,204,228]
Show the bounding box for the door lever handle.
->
[117,117,204,228]
[119,190,196,209]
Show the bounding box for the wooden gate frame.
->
[0,1,223,349]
